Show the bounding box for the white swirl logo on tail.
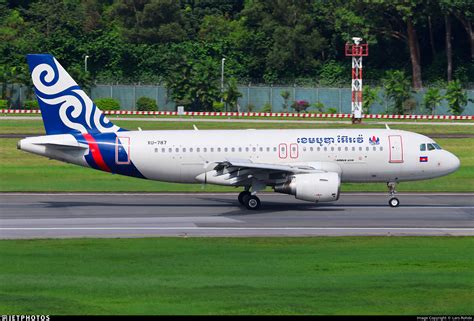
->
[31,58,120,134]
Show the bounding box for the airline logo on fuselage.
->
[369,136,380,145]
[296,134,364,146]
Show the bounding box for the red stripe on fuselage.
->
[82,133,111,172]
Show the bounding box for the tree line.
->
[0,0,472,112]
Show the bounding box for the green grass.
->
[0,237,472,315]
[1,137,473,192]
[1,118,474,135]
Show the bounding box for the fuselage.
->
[19,128,460,185]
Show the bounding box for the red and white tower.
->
[345,37,368,124]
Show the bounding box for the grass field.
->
[1,117,473,192]
[0,237,472,315]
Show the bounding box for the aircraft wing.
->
[213,159,323,174]
[197,159,341,186]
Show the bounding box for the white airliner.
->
[18,54,460,209]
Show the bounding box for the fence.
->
[2,84,474,115]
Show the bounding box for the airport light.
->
[221,58,226,104]
[84,55,90,73]
[345,37,368,124]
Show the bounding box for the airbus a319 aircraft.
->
[18,54,460,209]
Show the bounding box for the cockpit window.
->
[427,143,436,151]
[420,144,426,151]
[433,143,442,150]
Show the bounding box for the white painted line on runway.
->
[1,227,473,231]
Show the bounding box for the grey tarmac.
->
[0,193,473,239]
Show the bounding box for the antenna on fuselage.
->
[193,124,199,131]
[385,124,390,130]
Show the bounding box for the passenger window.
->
[203,148,207,152]
[259,147,263,152]
[162,148,165,153]
[303,147,307,151]
[352,147,355,151]
[273,147,277,152]
[373,146,376,151]
[168,148,172,153]
[183,148,186,152]
[239,147,242,152]
[427,143,435,151]
[359,147,362,151]
[345,147,349,151]
[246,147,249,152]
[317,147,321,151]
[324,147,327,151]
[217,147,221,152]
[366,146,369,151]
[331,147,334,151]
[420,144,426,151]
[266,147,270,152]
[210,148,214,152]
[231,147,234,152]
[338,147,341,151]
[380,147,383,151]
[252,147,256,152]
[154,148,158,153]
[197,148,200,152]
[175,148,179,153]
[224,147,228,152]
[190,148,193,152]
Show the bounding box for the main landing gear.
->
[387,182,400,207]
[238,190,261,210]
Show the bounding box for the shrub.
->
[212,101,224,112]
[311,101,325,112]
[23,100,39,110]
[0,100,7,109]
[291,100,310,113]
[383,70,412,115]
[362,86,381,114]
[262,103,272,113]
[246,103,255,112]
[136,97,158,111]
[327,107,338,114]
[423,88,442,115]
[444,80,467,115]
[94,98,120,111]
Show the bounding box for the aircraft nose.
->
[445,152,460,173]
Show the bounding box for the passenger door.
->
[388,135,404,163]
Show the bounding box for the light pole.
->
[84,55,90,73]
[220,58,225,103]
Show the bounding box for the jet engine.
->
[274,172,340,203]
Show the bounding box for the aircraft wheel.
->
[238,191,251,205]
[244,195,261,210]
[389,197,400,208]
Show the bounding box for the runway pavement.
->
[1,193,473,238]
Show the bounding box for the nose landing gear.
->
[387,182,400,207]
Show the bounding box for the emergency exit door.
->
[388,135,403,163]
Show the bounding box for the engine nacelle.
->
[274,172,340,203]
